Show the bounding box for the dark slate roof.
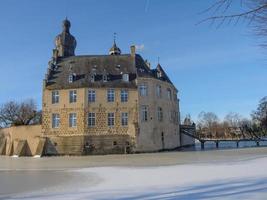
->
[45,54,173,90]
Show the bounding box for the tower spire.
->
[113,32,117,44]
[54,18,77,58]
[109,32,121,55]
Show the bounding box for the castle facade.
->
[41,19,181,155]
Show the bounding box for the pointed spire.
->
[62,17,71,33]
[113,32,117,45]
[109,32,121,55]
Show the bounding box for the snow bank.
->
[5,157,267,200]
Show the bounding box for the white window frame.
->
[122,74,129,82]
[121,112,128,126]
[141,106,148,122]
[103,74,108,82]
[91,74,95,82]
[52,113,60,128]
[157,107,163,122]
[69,113,77,127]
[120,89,128,102]
[69,90,77,103]
[156,85,162,97]
[88,90,96,103]
[108,113,115,127]
[52,90,59,104]
[69,74,73,83]
[88,112,95,127]
[107,89,115,102]
[139,84,148,96]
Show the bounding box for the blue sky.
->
[0,0,266,121]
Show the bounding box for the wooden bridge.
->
[180,127,267,149]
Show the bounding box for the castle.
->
[0,19,194,156]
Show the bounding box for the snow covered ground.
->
[1,152,267,200]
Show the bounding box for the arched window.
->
[90,74,95,82]
[103,74,108,82]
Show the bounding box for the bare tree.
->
[0,99,41,128]
[224,112,243,127]
[197,111,220,138]
[198,111,219,129]
[201,0,267,45]
[252,96,267,129]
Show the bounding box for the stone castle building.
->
[41,18,181,155]
[0,19,194,156]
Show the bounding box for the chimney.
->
[130,45,136,57]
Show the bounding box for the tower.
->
[109,33,121,55]
[54,18,77,58]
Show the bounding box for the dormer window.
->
[90,74,95,82]
[69,74,73,83]
[157,71,162,78]
[122,74,129,82]
[116,64,121,70]
[69,73,76,83]
[103,74,108,82]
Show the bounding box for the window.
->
[107,89,115,102]
[141,106,148,122]
[121,89,128,102]
[88,90,96,102]
[52,91,59,104]
[169,111,175,123]
[88,112,95,127]
[69,113,77,127]
[121,112,128,126]
[69,90,77,103]
[173,92,177,101]
[139,84,148,96]
[113,141,117,146]
[90,74,95,82]
[157,71,162,78]
[122,74,129,82]
[69,74,73,83]
[156,85,162,97]
[52,113,60,128]
[167,89,172,100]
[157,107,163,122]
[103,74,108,82]
[108,113,115,127]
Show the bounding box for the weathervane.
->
[113,32,117,44]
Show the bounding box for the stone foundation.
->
[45,134,134,155]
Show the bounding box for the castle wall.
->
[42,87,139,155]
[136,77,180,152]
[0,125,42,156]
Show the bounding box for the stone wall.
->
[0,125,42,156]
[46,134,134,155]
[42,87,139,155]
[136,77,180,152]
[180,124,196,147]
[42,77,182,155]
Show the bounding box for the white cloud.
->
[135,44,145,52]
